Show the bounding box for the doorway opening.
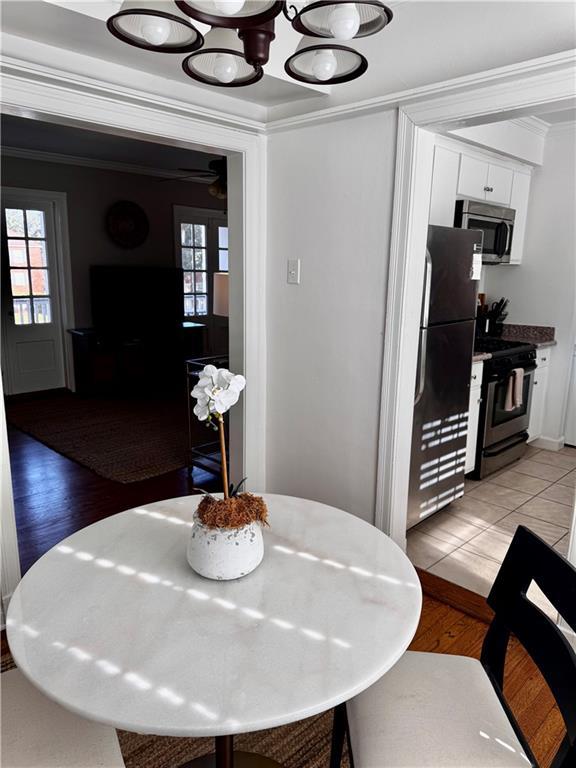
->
[1,114,243,574]
[379,99,576,622]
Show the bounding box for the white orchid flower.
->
[191,365,246,422]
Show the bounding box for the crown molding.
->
[0,54,267,137]
[510,116,551,137]
[1,45,574,137]
[1,145,214,183]
[547,119,576,133]
[267,49,576,132]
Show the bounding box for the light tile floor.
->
[407,445,576,617]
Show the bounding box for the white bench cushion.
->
[1,669,124,767]
[347,651,531,767]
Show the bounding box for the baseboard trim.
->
[530,435,565,451]
[416,567,494,624]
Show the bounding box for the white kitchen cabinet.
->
[528,351,550,442]
[465,361,484,473]
[429,146,460,226]
[457,154,513,206]
[509,171,531,265]
[485,164,514,206]
[457,155,488,201]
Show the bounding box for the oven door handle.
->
[489,364,537,382]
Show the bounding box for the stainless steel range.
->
[472,338,537,479]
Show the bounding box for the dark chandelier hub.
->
[238,21,276,67]
[107,1,393,87]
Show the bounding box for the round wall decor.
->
[105,201,149,249]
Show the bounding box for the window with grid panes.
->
[175,208,228,321]
[5,208,52,325]
[180,222,209,317]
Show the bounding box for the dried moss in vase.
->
[197,493,269,529]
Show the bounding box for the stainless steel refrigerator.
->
[407,225,483,530]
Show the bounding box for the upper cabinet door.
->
[485,164,513,206]
[457,155,488,200]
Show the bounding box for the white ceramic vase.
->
[186,516,264,580]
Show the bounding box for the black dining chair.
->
[330,525,576,768]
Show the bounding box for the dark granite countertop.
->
[501,323,556,347]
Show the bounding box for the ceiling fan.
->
[166,157,227,199]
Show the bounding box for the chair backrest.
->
[481,525,576,768]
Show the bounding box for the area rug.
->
[5,391,190,484]
[0,646,349,768]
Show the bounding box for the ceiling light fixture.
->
[107,1,204,53]
[107,1,393,87]
[182,27,263,86]
[284,36,367,83]
[286,1,392,39]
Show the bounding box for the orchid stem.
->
[218,415,229,500]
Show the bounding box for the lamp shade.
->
[107,1,203,52]
[287,1,392,40]
[213,272,229,317]
[176,0,283,30]
[182,27,263,87]
[285,36,367,84]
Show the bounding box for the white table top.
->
[7,494,422,738]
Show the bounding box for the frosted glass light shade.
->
[285,36,367,84]
[107,0,203,52]
[182,28,263,87]
[176,0,283,29]
[288,1,392,40]
[213,272,229,317]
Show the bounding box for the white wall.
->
[483,125,576,443]
[449,119,546,165]
[266,110,398,523]
[2,157,225,327]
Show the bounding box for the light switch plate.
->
[287,259,301,285]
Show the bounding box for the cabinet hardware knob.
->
[484,186,494,192]
[534,381,538,386]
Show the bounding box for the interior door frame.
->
[375,57,576,548]
[0,63,267,607]
[1,187,75,394]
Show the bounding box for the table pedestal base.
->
[181,752,283,768]
[180,737,284,768]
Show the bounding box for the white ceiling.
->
[1,1,575,121]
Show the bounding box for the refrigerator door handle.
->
[415,251,432,405]
[415,328,427,405]
[421,249,432,330]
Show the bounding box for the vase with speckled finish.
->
[186,515,264,580]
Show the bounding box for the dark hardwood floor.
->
[8,427,218,574]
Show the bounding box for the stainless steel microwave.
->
[454,199,515,264]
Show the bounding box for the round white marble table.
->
[7,494,422,768]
